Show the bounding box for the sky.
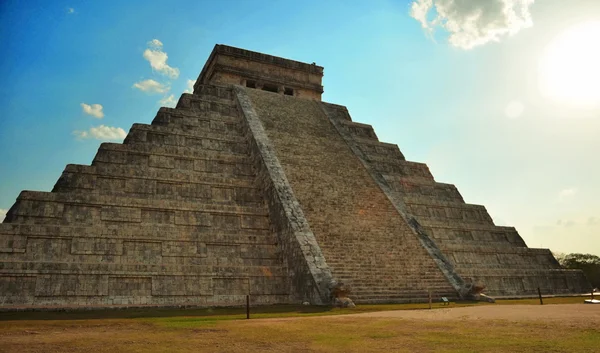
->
[0,0,599,255]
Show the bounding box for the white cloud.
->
[558,187,577,200]
[73,125,127,141]
[185,79,196,94]
[133,79,169,94]
[0,209,7,222]
[143,39,179,79]
[73,130,88,139]
[148,39,163,49]
[80,103,104,118]
[159,94,177,107]
[410,0,535,49]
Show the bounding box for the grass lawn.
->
[0,296,598,352]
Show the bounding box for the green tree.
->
[557,253,600,290]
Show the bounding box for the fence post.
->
[428,290,432,309]
[537,287,543,305]
[246,294,250,319]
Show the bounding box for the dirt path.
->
[257,304,600,324]
[355,304,600,322]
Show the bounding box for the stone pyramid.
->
[0,45,590,308]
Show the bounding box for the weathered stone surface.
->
[246,88,457,303]
[318,103,590,297]
[0,44,590,309]
[1,78,290,307]
[333,297,356,308]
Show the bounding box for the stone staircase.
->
[320,103,590,297]
[0,84,290,307]
[245,89,458,304]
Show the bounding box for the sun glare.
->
[539,21,600,107]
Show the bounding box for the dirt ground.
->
[1,304,598,353]
[332,303,600,322]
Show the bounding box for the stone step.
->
[0,242,282,264]
[128,122,245,143]
[452,260,561,271]
[174,94,239,117]
[53,184,264,207]
[0,261,288,277]
[0,251,282,267]
[440,244,551,255]
[129,139,248,156]
[455,267,584,277]
[93,142,252,165]
[345,286,455,294]
[187,84,235,102]
[371,159,435,180]
[320,102,352,121]
[0,223,275,245]
[384,176,464,203]
[454,268,590,296]
[330,276,451,285]
[334,283,454,291]
[5,191,270,228]
[349,287,456,295]
[419,220,525,245]
[326,262,445,270]
[331,275,451,284]
[435,240,526,249]
[53,168,264,205]
[364,153,411,167]
[353,138,405,160]
[403,197,494,226]
[125,123,248,154]
[338,120,379,140]
[8,190,269,214]
[382,174,435,186]
[350,286,455,293]
[330,267,446,274]
[353,293,457,300]
[351,296,457,304]
[325,263,444,271]
[91,148,255,179]
[151,107,243,132]
[53,164,258,194]
[350,291,455,299]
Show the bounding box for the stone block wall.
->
[0,85,291,307]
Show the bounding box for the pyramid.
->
[0,45,590,307]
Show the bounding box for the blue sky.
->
[1,0,599,255]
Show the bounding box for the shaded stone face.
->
[0,45,591,309]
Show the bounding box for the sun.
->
[539,21,600,107]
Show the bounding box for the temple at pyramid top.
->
[195,44,325,100]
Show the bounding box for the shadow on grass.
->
[0,295,589,322]
[0,304,335,322]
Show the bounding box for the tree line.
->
[554,253,600,290]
